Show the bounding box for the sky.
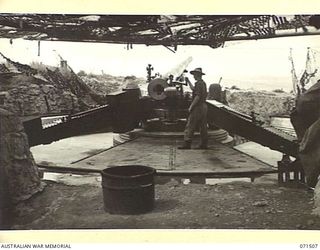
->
[1,34,320,92]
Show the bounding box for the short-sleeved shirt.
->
[192,79,207,104]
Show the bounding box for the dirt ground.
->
[8,174,320,230]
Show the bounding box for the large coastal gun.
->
[24,85,299,159]
[22,59,193,146]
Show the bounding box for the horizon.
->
[1,34,320,92]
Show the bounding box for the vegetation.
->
[29,61,56,73]
[230,85,241,90]
[272,88,285,93]
[77,71,145,95]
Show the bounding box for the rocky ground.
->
[226,90,295,124]
[1,58,295,121]
[79,72,145,94]
[9,174,320,230]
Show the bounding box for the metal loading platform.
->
[23,90,140,146]
[25,98,299,157]
[27,93,298,180]
[23,104,113,146]
[206,100,299,157]
[36,134,276,179]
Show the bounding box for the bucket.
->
[101,165,156,214]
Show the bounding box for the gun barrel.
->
[163,56,193,79]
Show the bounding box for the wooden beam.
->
[38,164,278,177]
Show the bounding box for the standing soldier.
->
[179,68,208,149]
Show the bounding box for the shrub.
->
[272,88,285,93]
[230,85,240,90]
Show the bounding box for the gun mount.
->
[143,70,191,131]
[23,63,298,160]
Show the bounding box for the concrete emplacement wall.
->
[0,108,45,228]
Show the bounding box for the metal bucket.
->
[101,165,156,214]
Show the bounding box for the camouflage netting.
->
[0,73,80,116]
[0,53,107,116]
[293,80,320,188]
[314,180,320,216]
[0,108,45,202]
[0,15,316,49]
[299,118,320,188]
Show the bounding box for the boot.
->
[178,140,191,149]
